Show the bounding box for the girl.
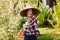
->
[20,3,40,40]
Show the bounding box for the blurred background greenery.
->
[0,0,60,40]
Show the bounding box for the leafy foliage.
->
[17,17,27,31]
[53,0,60,29]
[38,6,53,26]
[0,0,20,40]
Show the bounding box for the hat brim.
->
[20,8,40,17]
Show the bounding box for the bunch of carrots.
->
[18,29,24,38]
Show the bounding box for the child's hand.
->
[23,22,30,29]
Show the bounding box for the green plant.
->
[17,17,27,31]
[53,1,60,29]
[38,6,53,27]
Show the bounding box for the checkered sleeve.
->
[32,15,38,30]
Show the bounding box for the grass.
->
[38,28,60,40]
[38,34,54,40]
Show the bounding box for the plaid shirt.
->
[24,15,40,36]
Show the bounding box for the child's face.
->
[27,9,33,17]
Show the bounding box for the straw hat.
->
[20,3,40,17]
